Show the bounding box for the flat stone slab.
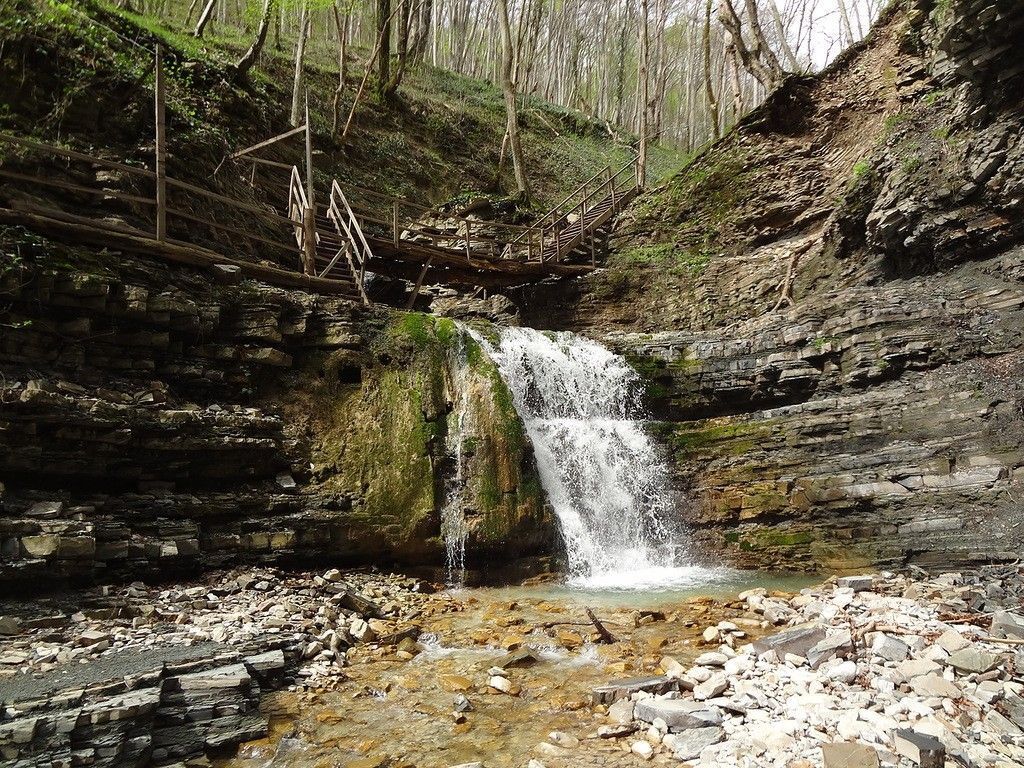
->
[667,726,724,760]
[591,675,677,705]
[946,646,1001,674]
[752,622,826,659]
[836,575,874,592]
[0,642,232,706]
[633,698,723,732]
[822,742,880,768]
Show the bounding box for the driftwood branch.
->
[586,607,617,644]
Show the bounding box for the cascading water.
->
[471,326,718,591]
[440,333,473,586]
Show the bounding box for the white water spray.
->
[471,326,717,590]
[440,333,472,586]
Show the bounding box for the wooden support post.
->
[406,256,432,309]
[154,45,167,242]
[393,202,399,246]
[590,232,596,266]
[302,207,316,276]
[304,95,314,210]
[464,219,471,261]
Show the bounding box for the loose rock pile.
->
[585,567,1024,767]
[0,567,452,767]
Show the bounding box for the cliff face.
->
[517,0,1024,570]
[0,230,551,589]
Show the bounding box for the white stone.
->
[630,740,654,759]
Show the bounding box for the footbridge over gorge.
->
[0,128,638,306]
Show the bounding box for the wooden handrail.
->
[0,133,156,178]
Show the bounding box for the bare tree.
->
[289,0,310,126]
[718,0,786,91]
[233,0,275,77]
[193,0,216,36]
[495,0,530,199]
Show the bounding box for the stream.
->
[220,329,819,768]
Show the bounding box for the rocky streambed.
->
[2,566,1024,768]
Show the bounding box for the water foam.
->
[471,326,721,591]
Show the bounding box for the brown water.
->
[222,573,819,768]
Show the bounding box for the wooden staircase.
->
[538,186,638,264]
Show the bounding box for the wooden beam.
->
[406,256,433,309]
[229,124,307,160]
[0,206,357,295]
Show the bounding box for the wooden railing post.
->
[393,202,399,246]
[154,45,167,242]
[464,219,471,261]
[302,207,316,275]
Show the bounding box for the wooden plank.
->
[229,124,307,159]
[0,206,357,295]
[0,133,156,178]
[165,177,294,224]
[164,207,294,254]
[0,169,156,205]
[405,255,433,309]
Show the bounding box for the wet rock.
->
[497,648,540,669]
[591,675,676,705]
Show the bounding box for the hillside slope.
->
[517,0,1024,570]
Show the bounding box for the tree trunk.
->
[409,0,433,62]
[718,0,785,91]
[385,0,411,97]
[376,0,392,99]
[495,0,530,200]
[233,0,274,77]
[193,0,216,37]
[637,0,650,188]
[702,0,721,140]
[331,1,349,137]
[289,1,310,127]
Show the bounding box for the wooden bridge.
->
[0,131,638,305]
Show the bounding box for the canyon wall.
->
[0,233,551,589]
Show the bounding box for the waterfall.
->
[440,333,472,586]
[471,326,708,590]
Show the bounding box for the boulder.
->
[990,611,1024,640]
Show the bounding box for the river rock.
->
[946,646,1001,674]
[990,611,1024,640]
[752,623,826,658]
[836,576,874,592]
[592,676,676,704]
[634,699,722,732]
[870,633,909,662]
[933,630,970,654]
[693,651,728,667]
[893,730,945,768]
[666,726,725,760]
[821,742,880,768]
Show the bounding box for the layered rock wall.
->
[0,231,550,589]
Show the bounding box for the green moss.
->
[739,529,815,551]
[668,420,770,458]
